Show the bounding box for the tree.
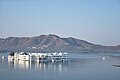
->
[9,52,15,56]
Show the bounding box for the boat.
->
[112,64,120,67]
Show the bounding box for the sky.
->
[0,0,120,46]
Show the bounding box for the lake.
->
[0,53,120,80]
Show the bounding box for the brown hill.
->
[0,34,120,53]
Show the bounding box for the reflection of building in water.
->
[8,59,30,69]
[34,62,68,72]
[8,58,68,72]
[8,52,69,71]
[8,59,14,68]
[16,61,30,69]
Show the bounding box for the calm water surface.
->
[0,53,120,80]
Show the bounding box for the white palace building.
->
[8,52,69,62]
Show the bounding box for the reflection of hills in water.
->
[8,60,68,71]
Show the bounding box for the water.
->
[0,53,120,80]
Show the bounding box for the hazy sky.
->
[0,0,120,46]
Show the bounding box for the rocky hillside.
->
[0,34,120,53]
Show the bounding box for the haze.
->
[0,0,120,46]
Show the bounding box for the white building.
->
[8,52,68,62]
[18,52,30,61]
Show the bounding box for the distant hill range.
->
[0,34,120,53]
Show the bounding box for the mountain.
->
[0,34,120,53]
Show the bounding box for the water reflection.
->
[1,53,120,80]
[8,59,68,72]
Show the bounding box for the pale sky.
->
[0,0,120,46]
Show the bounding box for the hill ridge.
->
[0,34,120,53]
